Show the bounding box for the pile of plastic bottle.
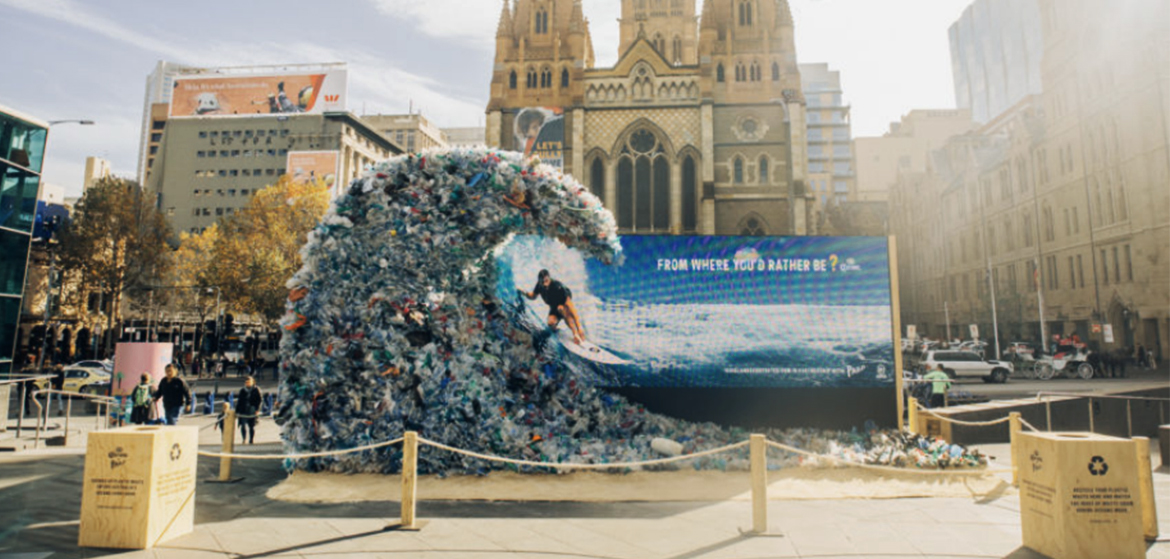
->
[275,148,987,475]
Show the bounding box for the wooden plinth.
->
[78,426,199,549]
[1017,431,1144,559]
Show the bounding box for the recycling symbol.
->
[169,443,182,462]
[1088,456,1108,476]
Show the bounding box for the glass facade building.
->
[948,0,1043,124]
[0,105,48,373]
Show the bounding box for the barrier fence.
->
[194,403,1024,534]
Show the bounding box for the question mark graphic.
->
[829,254,838,272]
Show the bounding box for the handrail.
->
[1034,391,1170,403]
[0,374,55,386]
[28,388,121,448]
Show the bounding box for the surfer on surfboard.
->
[519,269,588,345]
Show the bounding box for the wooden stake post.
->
[1009,412,1021,487]
[207,402,242,483]
[750,434,767,534]
[1134,437,1159,541]
[395,430,423,531]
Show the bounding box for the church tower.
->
[486,0,594,153]
[697,0,813,234]
[619,0,698,66]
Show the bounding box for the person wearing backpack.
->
[130,373,155,425]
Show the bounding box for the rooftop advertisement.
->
[170,70,347,118]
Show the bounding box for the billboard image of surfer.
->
[496,235,895,388]
[514,107,564,168]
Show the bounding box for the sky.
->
[0,0,973,197]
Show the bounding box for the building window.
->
[672,36,682,65]
[735,63,745,82]
[152,120,165,130]
[771,62,780,81]
[534,7,548,34]
[750,62,760,82]
[589,157,605,202]
[740,216,765,236]
[733,157,744,184]
[527,67,537,89]
[716,64,725,82]
[541,67,552,88]
[758,156,768,183]
[1068,257,1076,289]
[738,0,753,26]
[561,68,569,88]
[682,155,697,232]
[1101,250,1109,286]
[199,131,207,139]
[1112,246,1120,283]
[1077,254,1085,288]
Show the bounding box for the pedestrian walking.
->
[154,364,192,425]
[923,364,952,409]
[236,376,262,445]
[50,365,66,415]
[130,373,155,425]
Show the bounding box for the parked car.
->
[70,360,113,375]
[33,367,112,395]
[921,350,1014,383]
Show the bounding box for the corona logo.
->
[324,94,339,103]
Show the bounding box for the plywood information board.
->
[78,426,198,549]
[1017,431,1144,559]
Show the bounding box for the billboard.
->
[286,150,339,193]
[170,70,347,118]
[513,107,563,168]
[496,235,895,389]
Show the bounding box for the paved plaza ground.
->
[1,405,1169,559]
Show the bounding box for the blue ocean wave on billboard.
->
[496,235,895,388]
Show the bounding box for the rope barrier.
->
[417,437,750,470]
[1019,417,1043,432]
[917,407,1015,427]
[763,439,1010,476]
[197,437,404,460]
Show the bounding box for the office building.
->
[948,0,1043,124]
[361,114,448,153]
[853,110,973,203]
[441,127,487,149]
[0,104,48,372]
[800,63,854,214]
[149,112,402,234]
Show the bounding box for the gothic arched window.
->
[541,67,552,88]
[682,155,697,232]
[759,156,769,183]
[561,68,569,88]
[617,128,671,232]
[740,216,766,236]
[735,63,746,82]
[750,62,760,81]
[526,67,537,88]
[771,62,780,81]
[509,70,517,89]
[738,1,753,26]
[535,8,548,34]
[717,64,725,82]
[672,36,682,65]
[590,157,606,201]
[733,157,744,184]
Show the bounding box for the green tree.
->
[56,177,172,354]
[206,176,329,325]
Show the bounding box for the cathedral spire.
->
[569,0,585,33]
[700,0,715,30]
[497,0,513,37]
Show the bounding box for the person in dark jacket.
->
[50,365,66,415]
[153,364,191,425]
[235,376,262,444]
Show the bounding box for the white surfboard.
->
[555,327,631,365]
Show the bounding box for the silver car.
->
[921,350,1013,384]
